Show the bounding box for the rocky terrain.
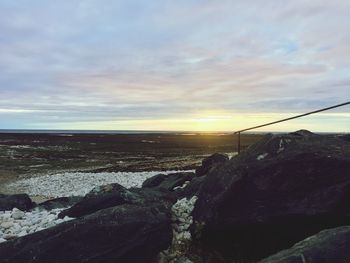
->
[0,130,349,262]
[0,132,262,189]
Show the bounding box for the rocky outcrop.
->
[142,172,195,191]
[141,171,203,200]
[195,153,229,177]
[259,226,350,263]
[175,176,206,199]
[58,183,176,218]
[0,204,172,263]
[192,131,350,261]
[142,173,168,188]
[0,194,35,211]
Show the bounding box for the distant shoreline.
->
[0,129,345,135]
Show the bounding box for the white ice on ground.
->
[7,170,193,198]
[0,207,73,243]
[257,153,268,160]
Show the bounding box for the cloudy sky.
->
[0,0,349,132]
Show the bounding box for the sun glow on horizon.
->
[25,111,350,133]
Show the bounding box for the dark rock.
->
[192,130,350,261]
[38,196,83,210]
[0,204,172,263]
[0,194,35,211]
[175,176,206,199]
[259,226,350,263]
[289,129,315,137]
[142,172,195,191]
[158,172,195,191]
[58,183,136,218]
[129,187,177,205]
[340,134,350,142]
[142,173,167,188]
[195,153,229,177]
[59,183,176,218]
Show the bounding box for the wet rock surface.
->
[192,130,350,261]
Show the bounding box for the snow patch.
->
[257,153,268,160]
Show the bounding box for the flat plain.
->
[0,132,263,189]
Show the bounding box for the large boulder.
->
[142,172,195,191]
[0,194,35,211]
[59,183,176,218]
[259,226,350,263]
[0,204,172,263]
[195,153,229,177]
[192,131,350,261]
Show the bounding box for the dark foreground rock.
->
[259,226,350,263]
[0,204,172,263]
[192,130,350,261]
[0,193,35,211]
[195,153,229,177]
[59,183,176,218]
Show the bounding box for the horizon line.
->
[0,128,347,135]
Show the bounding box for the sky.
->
[0,0,349,132]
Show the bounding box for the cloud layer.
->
[0,0,349,131]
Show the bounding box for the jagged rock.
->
[175,176,206,199]
[259,226,350,263]
[59,183,176,218]
[0,204,172,263]
[192,130,350,261]
[142,172,195,191]
[195,153,229,177]
[38,196,83,210]
[128,187,177,205]
[158,172,195,191]
[142,173,168,188]
[0,194,35,211]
